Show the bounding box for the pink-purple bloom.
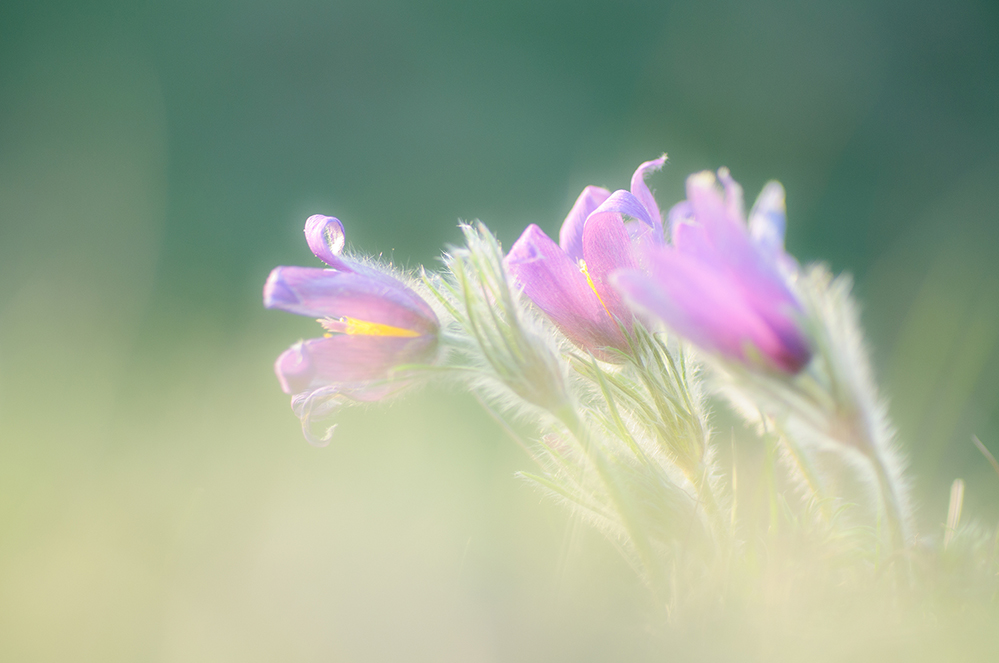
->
[264,215,439,441]
[612,169,811,373]
[503,157,666,360]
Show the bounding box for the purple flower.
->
[612,169,811,373]
[503,157,666,360]
[264,215,439,442]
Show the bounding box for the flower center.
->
[319,316,421,338]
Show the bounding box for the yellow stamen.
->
[579,260,614,319]
[319,316,421,337]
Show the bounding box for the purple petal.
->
[667,201,721,266]
[264,266,438,335]
[717,168,745,223]
[614,252,771,363]
[591,190,656,229]
[559,186,611,262]
[667,199,694,232]
[684,171,778,286]
[275,335,438,394]
[748,181,787,259]
[685,171,738,238]
[305,215,350,269]
[625,249,770,351]
[581,210,636,328]
[615,247,809,372]
[618,170,811,373]
[505,224,626,353]
[671,220,716,264]
[629,155,666,239]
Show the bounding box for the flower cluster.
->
[503,158,811,373]
[264,156,929,594]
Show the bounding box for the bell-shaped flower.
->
[264,215,440,443]
[503,157,666,360]
[612,169,811,373]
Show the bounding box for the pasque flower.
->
[503,157,666,359]
[264,215,439,441]
[613,169,811,373]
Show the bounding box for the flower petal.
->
[304,215,350,269]
[581,209,637,328]
[685,171,739,239]
[615,250,771,362]
[667,201,722,267]
[748,181,787,259]
[630,155,666,239]
[717,167,745,223]
[275,335,438,394]
[591,189,656,228]
[684,171,785,292]
[615,247,809,372]
[559,185,611,262]
[263,266,438,335]
[505,224,625,353]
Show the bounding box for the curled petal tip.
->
[630,156,667,240]
[291,386,341,447]
[592,190,655,228]
[305,215,348,267]
[637,154,667,174]
[275,342,313,394]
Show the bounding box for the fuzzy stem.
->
[554,405,667,593]
[869,447,908,553]
[764,433,780,535]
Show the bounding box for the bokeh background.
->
[1,0,998,660]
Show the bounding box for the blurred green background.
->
[1,0,998,660]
